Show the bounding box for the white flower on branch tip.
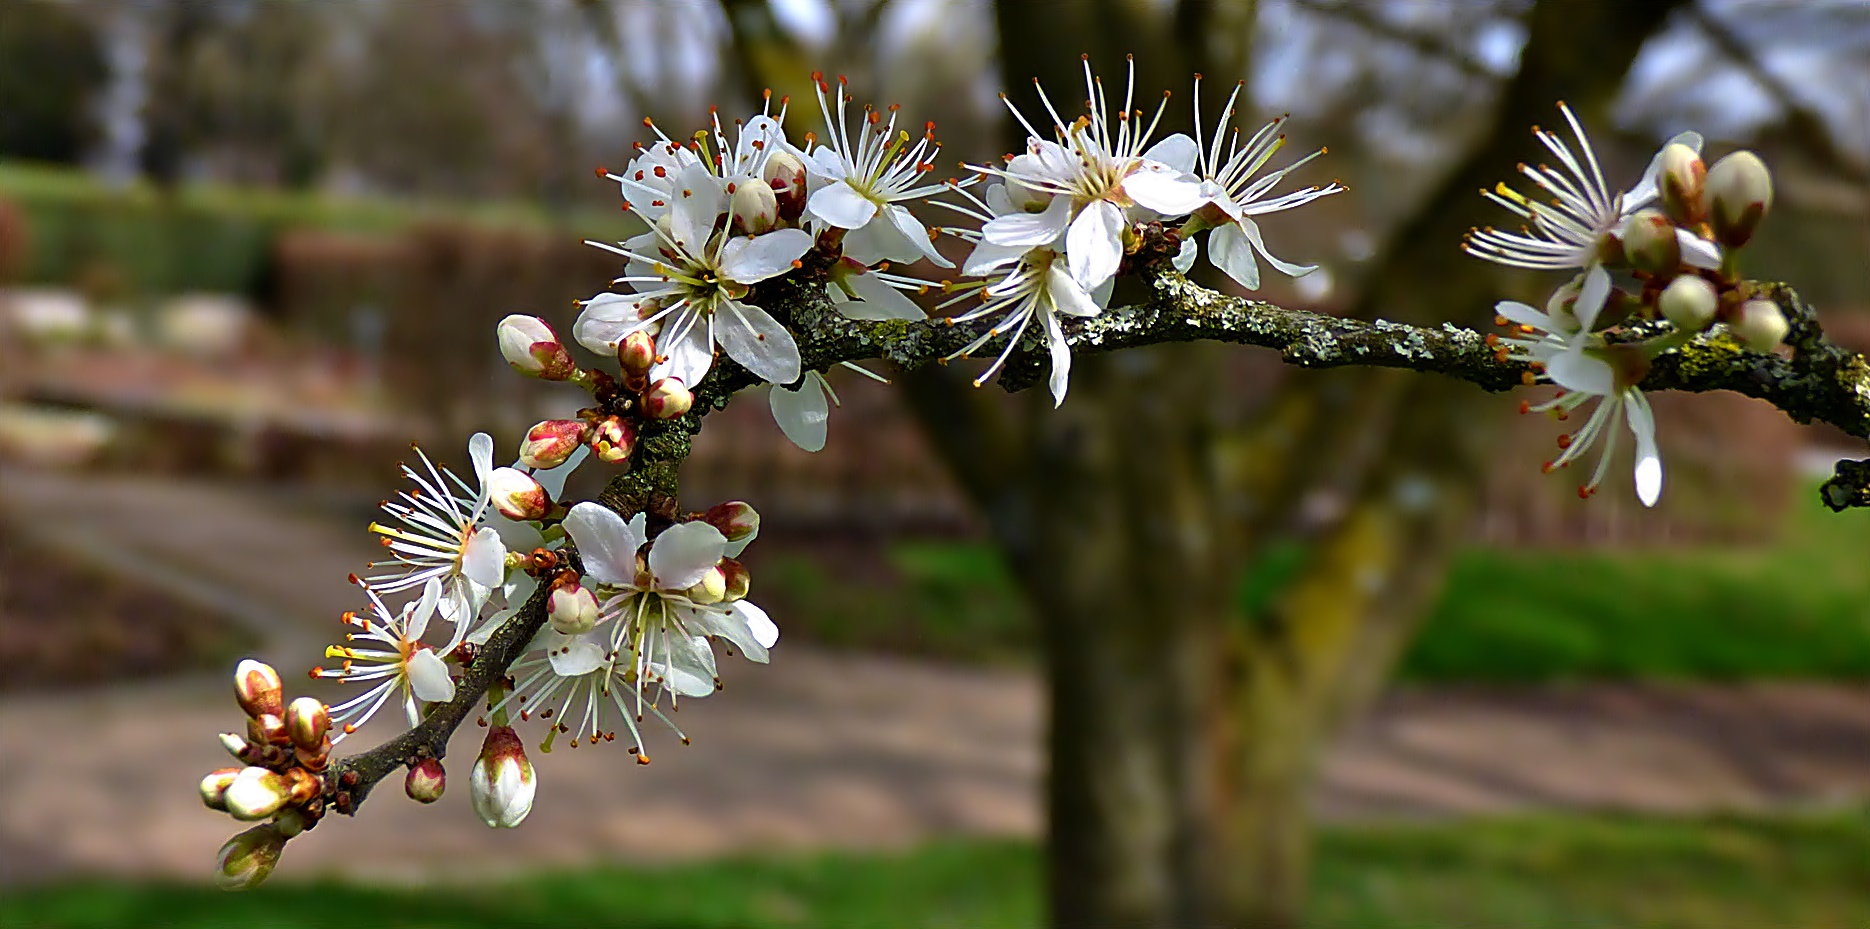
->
[577,164,811,387]
[604,94,789,215]
[1185,80,1344,290]
[974,56,1206,292]
[1465,103,1717,324]
[801,73,952,269]
[365,432,508,631]
[1495,298,1662,506]
[499,503,778,755]
[312,577,455,741]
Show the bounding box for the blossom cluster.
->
[1467,103,1778,505]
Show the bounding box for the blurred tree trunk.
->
[721,0,1685,925]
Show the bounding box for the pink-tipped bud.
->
[762,150,809,221]
[223,767,292,821]
[1619,208,1679,275]
[520,419,590,470]
[720,557,750,601]
[619,330,657,379]
[233,659,283,719]
[1731,298,1788,352]
[1658,275,1718,333]
[1657,143,1706,226]
[470,725,535,829]
[487,467,550,521]
[283,697,329,752]
[497,315,578,381]
[548,581,601,635]
[730,177,781,236]
[216,823,286,891]
[644,378,693,420]
[1706,150,1772,249]
[685,565,728,605]
[199,767,243,811]
[405,758,446,804]
[590,415,636,464]
[702,500,760,544]
[246,713,289,747]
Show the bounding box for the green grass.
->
[10,811,1870,928]
[761,490,1870,680]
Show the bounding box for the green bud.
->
[1658,275,1718,333]
[1706,150,1772,248]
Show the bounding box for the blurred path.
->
[8,467,1870,886]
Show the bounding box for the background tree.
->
[0,0,110,165]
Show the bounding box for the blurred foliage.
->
[0,0,109,165]
[763,487,1870,681]
[11,810,1870,928]
[0,163,635,300]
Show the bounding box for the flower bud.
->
[497,315,578,381]
[702,501,760,543]
[590,415,636,464]
[548,581,601,635]
[644,378,693,420]
[1619,209,1679,276]
[487,466,550,521]
[1730,298,1788,352]
[619,330,657,379]
[216,824,286,891]
[685,565,728,605]
[294,738,331,771]
[405,758,446,804]
[1656,143,1706,225]
[200,767,242,811]
[520,419,590,469]
[273,807,309,839]
[720,557,750,601]
[223,767,292,821]
[1658,275,1718,333]
[233,659,283,719]
[1706,150,1772,249]
[762,150,808,221]
[247,713,289,747]
[219,732,255,762]
[730,178,780,236]
[470,725,535,829]
[284,697,329,753]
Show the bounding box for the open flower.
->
[501,503,778,757]
[1185,81,1344,290]
[1466,103,1715,323]
[801,74,952,269]
[365,433,507,628]
[972,56,1205,292]
[312,578,456,741]
[577,163,810,387]
[1495,297,1662,506]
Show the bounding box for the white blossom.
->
[800,74,952,270]
[313,578,456,741]
[365,432,507,630]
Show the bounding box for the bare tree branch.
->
[1289,0,1501,81]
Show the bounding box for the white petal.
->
[648,520,727,590]
[884,204,950,267]
[468,433,494,485]
[963,240,1031,277]
[734,599,780,649]
[1241,217,1318,278]
[649,314,714,386]
[1122,164,1207,217]
[1677,230,1723,270]
[653,634,718,697]
[574,293,654,354]
[1042,308,1071,407]
[981,194,1070,247]
[1141,133,1199,174]
[1625,391,1663,507]
[841,270,925,321]
[460,526,507,590]
[1547,347,1616,396]
[532,445,590,500]
[1495,299,1558,334]
[1208,222,1261,290]
[670,164,725,254]
[805,144,847,180]
[1066,200,1125,290]
[1046,261,1101,318]
[1575,264,1612,332]
[716,299,802,384]
[700,600,776,662]
[545,631,606,676]
[1172,236,1198,273]
[843,213,919,265]
[563,501,644,587]
[719,229,813,285]
[807,180,879,229]
[407,578,442,641]
[1624,131,1704,208]
[770,377,830,452]
[406,649,455,703]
